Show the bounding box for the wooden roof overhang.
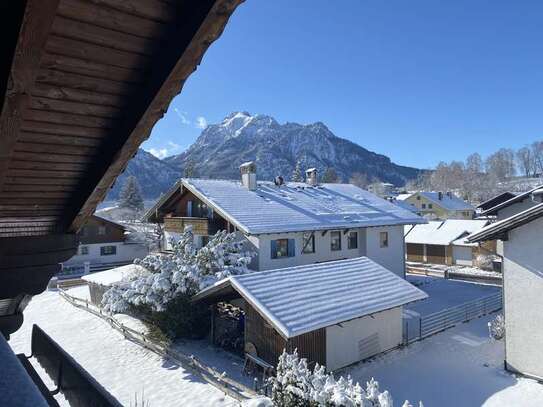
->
[0,0,243,338]
[0,0,243,238]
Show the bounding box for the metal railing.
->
[404,291,502,344]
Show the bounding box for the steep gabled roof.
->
[193,257,427,338]
[416,192,474,211]
[468,203,543,242]
[405,219,489,246]
[480,185,543,216]
[147,178,426,234]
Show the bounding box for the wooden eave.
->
[0,0,243,238]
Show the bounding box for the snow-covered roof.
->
[181,179,425,235]
[480,184,543,216]
[416,192,474,211]
[82,264,147,286]
[194,257,427,338]
[396,193,413,201]
[405,219,489,246]
[468,203,543,243]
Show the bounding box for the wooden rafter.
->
[0,0,60,191]
[68,0,243,232]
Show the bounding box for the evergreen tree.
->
[118,176,144,212]
[291,160,303,182]
[321,167,339,183]
[184,160,196,178]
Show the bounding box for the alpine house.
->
[144,163,426,277]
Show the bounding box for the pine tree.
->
[118,176,144,212]
[291,160,303,182]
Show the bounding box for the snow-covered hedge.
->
[101,226,253,338]
[488,314,505,340]
[271,350,421,407]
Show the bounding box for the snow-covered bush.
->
[488,314,505,340]
[474,254,498,271]
[270,350,421,407]
[101,226,254,338]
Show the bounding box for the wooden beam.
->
[0,0,60,193]
[68,0,244,232]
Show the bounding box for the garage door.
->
[426,244,446,264]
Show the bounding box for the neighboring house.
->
[400,191,475,220]
[404,219,493,266]
[478,185,543,221]
[193,257,427,371]
[468,197,543,380]
[144,163,426,277]
[475,191,516,215]
[61,215,148,274]
[367,182,396,198]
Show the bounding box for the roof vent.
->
[240,161,257,190]
[305,168,318,186]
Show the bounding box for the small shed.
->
[193,257,427,371]
[81,264,147,306]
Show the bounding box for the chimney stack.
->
[240,161,257,190]
[305,168,318,186]
[438,191,443,200]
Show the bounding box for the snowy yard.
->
[341,313,543,406]
[404,274,500,316]
[8,290,239,407]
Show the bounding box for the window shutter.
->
[288,239,295,257]
[271,240,277,259]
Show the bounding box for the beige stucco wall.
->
[325,307,403,371]
[503,216,543,379]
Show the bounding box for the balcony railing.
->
[164,217,215,235]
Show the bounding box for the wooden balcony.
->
[164,217,213,235]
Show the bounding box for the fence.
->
[404,291,502,344]
[58,289,255,402]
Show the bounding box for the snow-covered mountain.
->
[164,111,421,184]
[107,149,181,199]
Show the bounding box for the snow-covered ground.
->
[8,290,239,407]
[405,275,501,316]
[341,314,543,406]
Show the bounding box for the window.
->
[302,232,315,254]
[421,203,426,209]
[348,231,358,249]
[416,196,421,200]
[98,225,106,235]
[100,245,117,256]
[330,231,341,251]
[428,203,433,209]
[271,239,294,259]
[79,246,89,255]
[380,232,389,248]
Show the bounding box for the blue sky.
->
[143,0,543,169]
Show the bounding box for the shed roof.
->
[193,257,427,338]
[146,179,425,234]
[81,264,147,286]
[405,219,489,246]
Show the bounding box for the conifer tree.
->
[291,160,303,182]
[118,176,144,212]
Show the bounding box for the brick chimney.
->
[305,168,318,186]
[240,161,257,190]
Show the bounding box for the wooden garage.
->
[193,257,427,371]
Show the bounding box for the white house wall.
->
[325,307,403,371]
[503,216,543,379]
[364,225,405,277]
[254,228,367,271]
[64,242,148,267]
